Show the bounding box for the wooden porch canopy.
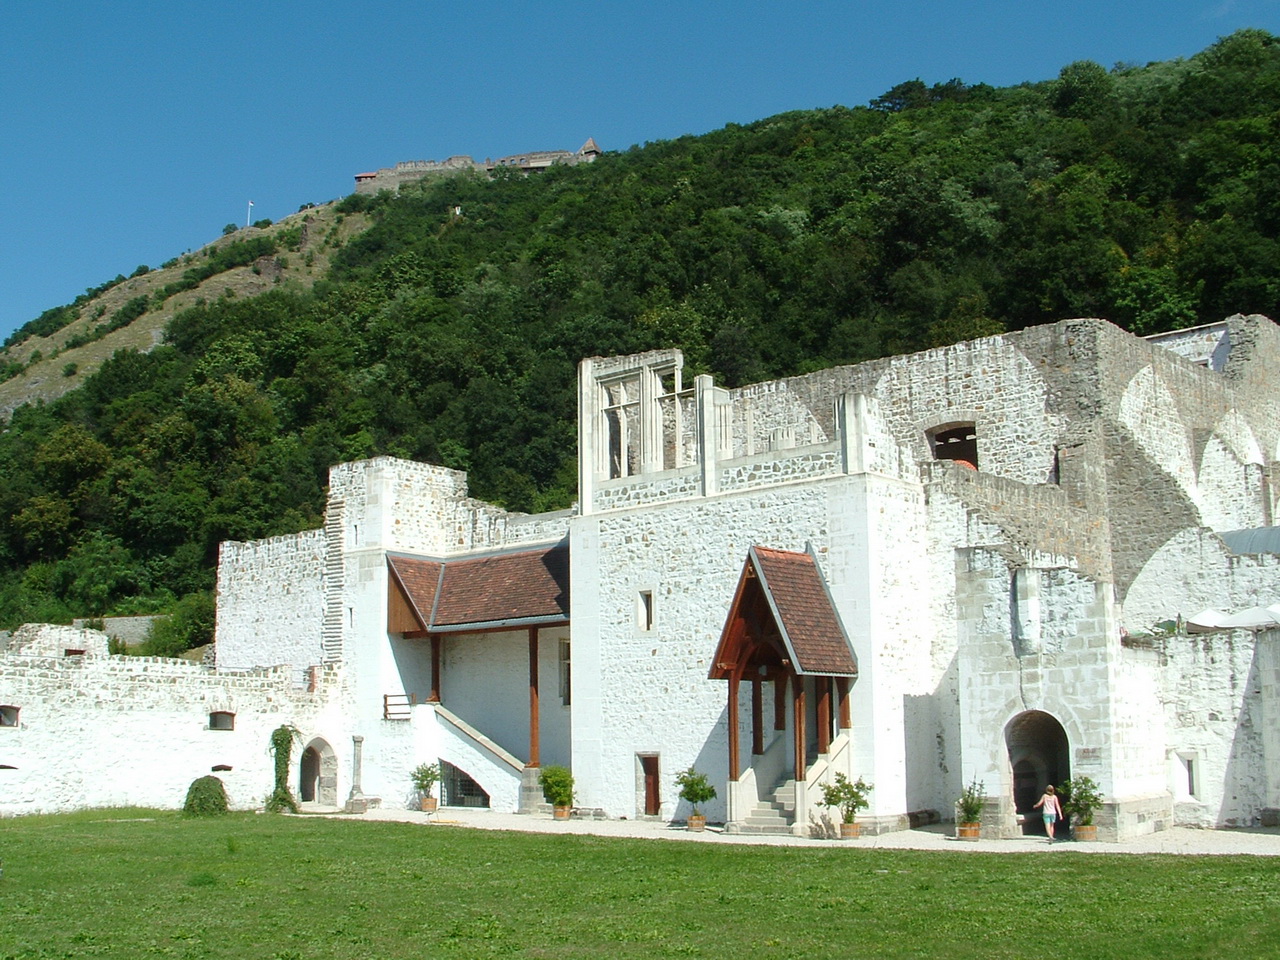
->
[386,543,569,767]
[710,545,857,781]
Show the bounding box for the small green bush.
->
[538,765,574,808]
[183,775,229,817]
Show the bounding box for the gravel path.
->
[341,806,1280,855]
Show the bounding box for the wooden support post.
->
[793,675,807,781]
[728,674,740,781]
[751,677,763,756]
[774,676,786,731]
[528,627,540,768]
[428,635,442,702]
[836,676,851,730]
[817,677,831,756]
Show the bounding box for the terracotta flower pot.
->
[957,821,981,840]
[420,796,438,813]
[687,814,707,832]
[553,805,572,821]
[840,821,861,840]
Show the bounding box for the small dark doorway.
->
[300,746,320,802]
[1006,710,1070,836]
[640,755,660,816]
[298,738,337,805]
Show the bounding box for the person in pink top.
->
[1033,784,1064,842]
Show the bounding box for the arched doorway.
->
[1005,710,1069,835]
[299,738,338,806]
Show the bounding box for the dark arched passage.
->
[1005,710,1070,835]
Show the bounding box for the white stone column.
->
[696,375,719,498]
[577,358,597,515]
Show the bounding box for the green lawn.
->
[2,810,1278,959]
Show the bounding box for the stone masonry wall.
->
[215,529,326,673]
[0,646,339,815]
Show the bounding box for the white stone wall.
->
[216,529,326,674]
[1159,631,1265,827]
[0,649,341,815]
[438,625,571,769]
[872,335,1061,486]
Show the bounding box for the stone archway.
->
[1005,710,1070,835]
[299,738,338,806]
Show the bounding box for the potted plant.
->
[674,766,717,831]
[1061,775,1103,841]
[956,776,985,840]
[410,762,441,812]
[820,773,872,839]
[539,765,575,820]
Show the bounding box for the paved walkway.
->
[333,806,1280,856]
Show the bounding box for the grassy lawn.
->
[2,811,1279,959]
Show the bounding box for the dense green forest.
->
[1,30,1277,642]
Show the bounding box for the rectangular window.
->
[558,639,571,706]
[209,711,235,731]
[638,590,654,632]
[0,705,19,727]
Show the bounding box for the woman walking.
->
[1033,784,1063,842]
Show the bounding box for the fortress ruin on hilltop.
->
[354,138,602,194]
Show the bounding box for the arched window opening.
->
[209,711,235,731]
[928,423,978,469]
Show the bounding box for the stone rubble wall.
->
[215,529,326,673]
[0,649,339,815]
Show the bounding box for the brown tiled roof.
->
[387,544,569,632]
[751,546,856,675]
[387,556,442,632]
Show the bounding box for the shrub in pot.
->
[820,773,872,839]
[674,766,716,831]
[539,765,575,819]
[410,762,441,812]
[1061,775,1102,841]
[956,776,985,839]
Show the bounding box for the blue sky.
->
[3,0,1278,343]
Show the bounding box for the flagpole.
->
[246,201,254,229]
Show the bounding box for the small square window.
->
[209,711,235,731]
[0,705,19,727]
[637,590,654,632]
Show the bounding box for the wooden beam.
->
[428,635,442,702]
[528,627,540,768]
[727,674,740,781]
[817,677,831,756]
[793,675,807,781]
[751,677,763,756]
[836,676,851,729]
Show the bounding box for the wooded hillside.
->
[1,30,1276,641]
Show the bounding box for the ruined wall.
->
[216,529,326,674]
[1158,630,1265,827]
[0,638,342,815]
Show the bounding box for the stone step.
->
[735,822,797,836]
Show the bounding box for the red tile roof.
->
[751,546,857,676]
[711,546,857,678]
[387,544,569,632]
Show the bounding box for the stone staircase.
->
[738,779,798,835]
